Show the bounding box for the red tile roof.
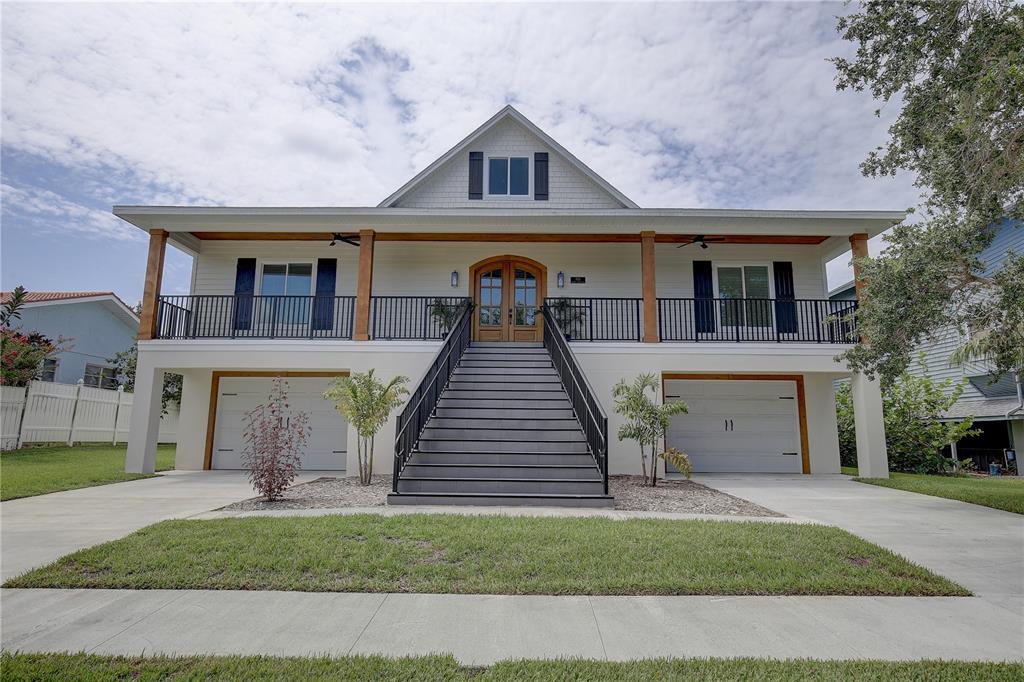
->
[0,291,115,304]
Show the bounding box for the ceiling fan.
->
[676,234,727,250]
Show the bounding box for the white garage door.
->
[212,377,347,471]
[665,379,802,473]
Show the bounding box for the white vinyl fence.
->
[0,381,178,451]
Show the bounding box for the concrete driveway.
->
[0,470,326,582]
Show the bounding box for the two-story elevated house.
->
[118,106,898,506]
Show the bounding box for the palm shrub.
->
[429,299,463,334]
[242,377,310,501]
[612,373,690,486]
[323,369,409,485]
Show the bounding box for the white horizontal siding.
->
[190,241,830,301]
[396,118,622,209]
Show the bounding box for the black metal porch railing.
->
[154,295,357,339]
[657,297,858,343]
[540,305,609,495]
[370,296,473,340]
[543,297,643,341]
[392,300,474,491]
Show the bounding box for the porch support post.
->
[851,372,889,478]
[640,230,658,343]
[125,353,164,474]
[849,232,869,299]
[138,229,168,340]
[353,229,376,341]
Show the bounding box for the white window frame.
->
[711,262,776,300]
[83,363,118,390]
[711,262,776,333]
[256,259,318,297]
[484,154,532,199]
[39,357,59,382]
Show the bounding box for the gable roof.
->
[1,291,140,327]
[378,105,638,209]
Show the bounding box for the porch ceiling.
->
[114,206,905,248]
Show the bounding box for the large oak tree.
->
[832,0,1023,384]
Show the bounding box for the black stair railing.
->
[540,305,610,495]
[392,300,474,492]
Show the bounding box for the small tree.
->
[836,357,979,474]
[612,373,690,486]
[1,286,27,326]
[241,377,310,501]
[323,369,409,485]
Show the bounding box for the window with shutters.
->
[486,156,530,197]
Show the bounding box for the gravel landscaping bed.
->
[222,476,390,511]
[223,474,779,516]
[610,476,782,516]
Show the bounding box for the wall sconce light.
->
[557,271,565,288]
[451,270,459,288]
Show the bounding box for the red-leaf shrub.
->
[242,377,310,501]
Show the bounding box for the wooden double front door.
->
[473,257,545,342]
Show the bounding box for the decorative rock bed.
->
[222,475,780,517]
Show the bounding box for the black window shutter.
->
[312,259,337,331]
[693,260,715,334]
[233,258,256,331]
[468,152,483,200]
[534,152,549,201]
[772,262,797,334]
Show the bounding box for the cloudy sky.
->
[1,1,916,304]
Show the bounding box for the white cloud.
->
[0,183,139,240]
[1,2,918,211]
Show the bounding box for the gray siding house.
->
[1,291,139,388]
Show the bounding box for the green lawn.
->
[6,513,965,596]
[0,444,176,501]
[843,467,1024,515]
[3,652,1020,681]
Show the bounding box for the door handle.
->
[724,419,728,431]
[730,419,734,431]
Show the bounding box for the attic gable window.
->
[487,156,529,196]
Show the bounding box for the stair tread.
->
[388,492,612,499]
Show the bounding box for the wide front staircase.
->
[388,338,614,507]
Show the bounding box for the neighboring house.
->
[829,219,1024,471]
[118,105,901,505]
[0,291,139,388]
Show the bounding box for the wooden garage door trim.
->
[204,371,350,470]
[661,373,810,474]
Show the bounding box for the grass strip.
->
[3,652,1021,681]
[1,444,175,501]
[6,513,966,596]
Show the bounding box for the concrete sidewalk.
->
[2,588,1020,663]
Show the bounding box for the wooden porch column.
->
[138,229,168,340]
[849,232,869,300]
[353,229,376,341]
[641,230,658,343]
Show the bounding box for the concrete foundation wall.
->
[147,340,849,477]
